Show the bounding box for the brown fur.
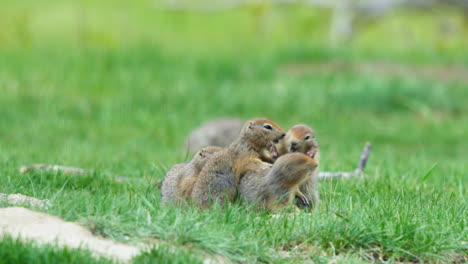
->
[191,118,285,208]
[161,146,222,204]
[239,153,318,210]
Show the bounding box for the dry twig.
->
[19,164,86,175]
[318,143,372,179]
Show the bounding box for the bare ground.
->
[0,207,141,263]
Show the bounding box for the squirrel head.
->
[192,146,223,170]
[240,118,285,156]
[282,124,319,158]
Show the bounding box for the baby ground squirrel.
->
[277,124,320,210]
[161,146,222,204]
[191,118,285,208]
[239,152,318,210]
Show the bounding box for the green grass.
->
[0,235,113,264]
[0,235,204,264]
[0,0,467,263]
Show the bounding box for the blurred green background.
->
[1,0,468,55]
[1,0,467,171]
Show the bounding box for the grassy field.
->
[0,1,467,263]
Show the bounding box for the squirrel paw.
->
[295,194,312,211]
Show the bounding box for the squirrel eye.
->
[263,124,273,130]
[304,136,310,140]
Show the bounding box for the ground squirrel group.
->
[161,118,322,211]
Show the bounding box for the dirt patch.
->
[0,193,51,209]
[0,207,141,262]
[278,61,468,83]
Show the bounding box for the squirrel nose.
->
[291,141,297,146]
